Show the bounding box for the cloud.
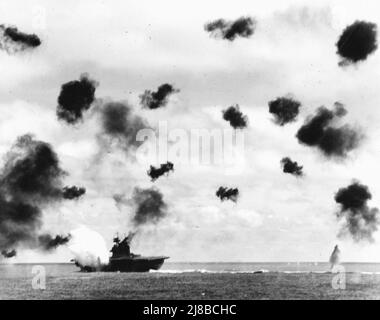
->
[147,162,174,181]
[216,187,239,202]
[0,134,72,252]
[98,100,149,151]
[269,96,301,126]
[0,134,67,201]
[57,73,98,124]
[204,16,256,41]
[336,20,378,66]
[296,102,362,158]
[140,83,179,109]
[131,187,168,227]
[62,186,86,200]
[1,249,16,259]
[280,157,303,177]
[0,24,41,53]
[335,181,379,242]
[222,104,248,129]
[37,234,71,251]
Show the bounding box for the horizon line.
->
[2,261,380,265]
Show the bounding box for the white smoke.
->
[329,244,340,268]
[68,226,109,267]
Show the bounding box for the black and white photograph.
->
[0,0,380,306]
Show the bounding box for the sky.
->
[1,0,380,262]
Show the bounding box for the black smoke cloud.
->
[100,101,149,150]
[140,84,179,109]
[0,24,41,53]
[335,181,379,242]
[222,105,248,129]
[296,103,361,158]
[57,74,98,124]
[336,21,378,66]
[1,249,16,258]
[269,97,301,126]
[131,187,168,226]
[204,16,256,41]
[147,162,174,181]
[1,134,66,200]
[0,197,41,250]
[62,186,86,200]
[0,134,72,252]
[280,157,303,177]
[37,234,71,251]
[216,187,239,202]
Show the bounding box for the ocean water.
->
[1,262,380,299]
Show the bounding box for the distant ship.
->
[74,234,169,272]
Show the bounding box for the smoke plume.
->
[113,193,128,211]
[334,181,379,242]
[216,187,239,202]
[131,187,168,226]
[280,157,303,177]
[1,249,16,259]
[222,105,248,129]
[0,134,66,201]
[296,103,361,158]
[0,24,41,53]
[329,245,340,268]
[336,21,378,66]
[147,162,174,181]
[120,231,136,247]
[269,97,301,126]
[0,134,72,252]
[204,16,256,41]
[57,74,98,124]
[99,101,148,150]
[62,186,86,200]
[37,234,71,251]
[140,84,179,109]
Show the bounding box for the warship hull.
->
[75,256,169,272]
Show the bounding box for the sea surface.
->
[1,262,380,299]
